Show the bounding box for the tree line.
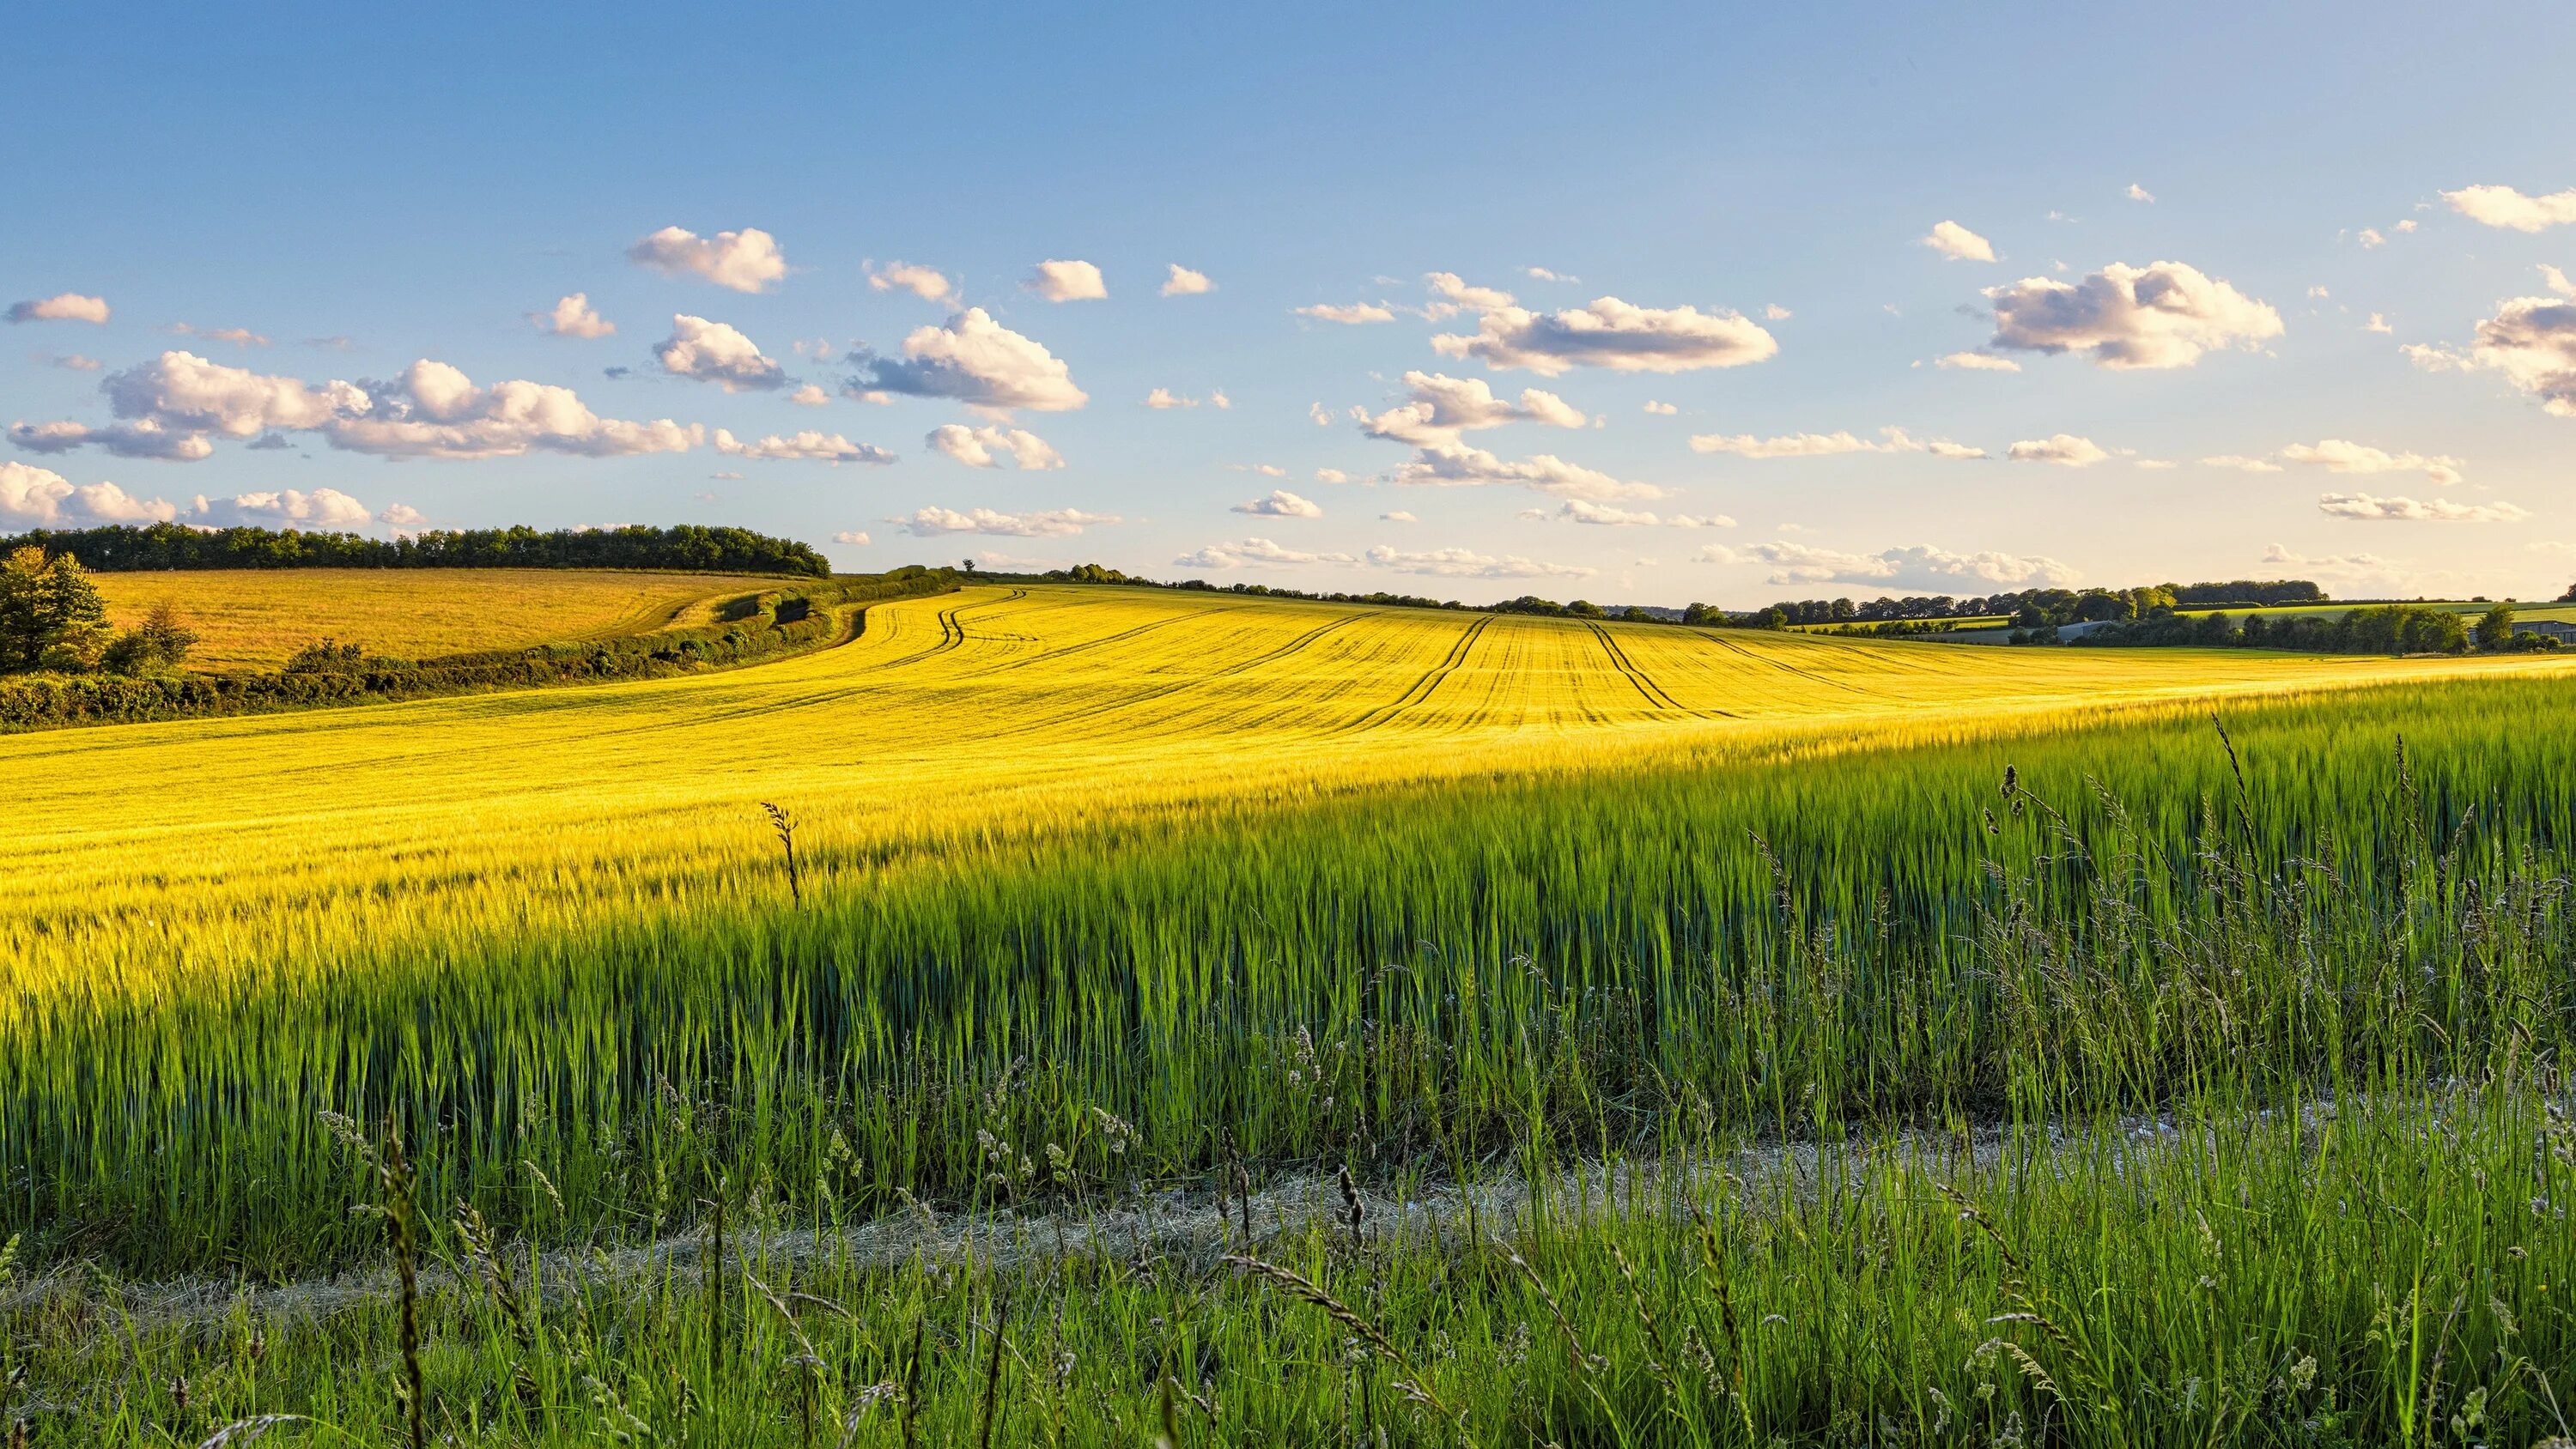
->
[1702,579,2330,630]
[0,523,834,577]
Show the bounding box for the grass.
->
[5,582,2574,1443]
[92,567,787,670]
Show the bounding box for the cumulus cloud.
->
[2358,228,2388,249]
[1425,272,1517,312]
[1294,301,1397,324]
[1389,442,1662,500]
[2007,433,2112,467]
[2278,440,2464,486]
[1175,537,1358,569]
[536,293,615,339]
[896,506,1117,537]
[0,461,182,524]
[1144,387,1200,409]
[1699,540,2075,589]
[211,488,374,528]
[1986,260,2283,368]
[48,354,703,461]
[1025,258,1107,302]
[2366,312,2394,334]
[1642,400,1679,415]
[2405,293,2576,417]
[1935,350,2020,372]
[1315,468,1351,484]
[789,384,830,407]
[833,530,872,545]
[1381,510,1417,522]
[170,323,270,347]
[712,428,893,465]
[1364,543,1594,580]
[6,293,110,324]
[2201,454,2286,473]
[868,264,954,302]
[2442,184,2576,233]
[2543,264,2576,300]
[1161,264,1213,296]
[847,308,1087,412]
[629,226,787,293]
[925,422,1066,470]
[1434,296,1779,376]
[653,314,787,391]
[1357,371,1587,446]
[2317,492,2526,523]
[382,503,427,529]
[2127,183,2156,203]
[1232,489,1323,518]
[1922,221,1996,262]
[9,418,215,461]
[1553,500,1733,528]
[1690,426,1984,460]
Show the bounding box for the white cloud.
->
[1554,499,1733,528]
[2358,227,2388,249]
[2258,542,2408,582]
[2007,433,2111,466]
[1935,350,2020,372]
[1525,266,1572,282]
[653,314,787,391]
[1699,539,2075,589]
[628,226,787,293]
[209,488,374,529]
[925,422,1066,470]
[1025,258,1108,302]
[2407,293,2576,417]
[170,323,270,347]
[2201,454,2286,472]
[1143,387,1200,409]
[6,294,110,324]
[1293,301,1397,324]
[46,355,101,372]
[2366,312,2394,334]
[896,505,1117,537]
[2442,184,2576,233]
[868,264,954,302]
[1308,403,1334,427]
[1358,370,1587,445]
[1764,303,1793,321]
[1175,537,1359,569]
[101,350,361,438]
[536,294,615,339]
[1921,221,1996,263]
[1425,272,1517,312]
[1211,390,1230,409]
[0,461,183,524]
[2277,439,2464,486]
[1434,295,1779,376]
[1381,510,1417,522]
[2127,183,2156,203]
[1691,426,1984,460]
[1161,264,1213,296]
[789,384,830,407]
[1986,260,2283,368]
[1642,399,1679,415]
[2318,492,2526,523]
[1315,468,1351,484]
[2542,264,2576,300]
[1364,543,1594,580]
[1390,442,1662,501]
[9,418,216,461]
[2308,285,2330,300]
[833,530,872,546]
[1233,489,1323,518]
[382,503,427,529]
[848,307,1088,412]
[712,428,893,465]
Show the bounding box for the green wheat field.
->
[8,576,2576,1446]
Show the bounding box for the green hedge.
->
[0,567,957,732]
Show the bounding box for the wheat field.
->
[91,567,787,671]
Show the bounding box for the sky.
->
[5,1,2574,607]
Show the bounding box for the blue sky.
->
[7,1,2574,604]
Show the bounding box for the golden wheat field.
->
[93,567,787,671]
[7,580,2570,1003]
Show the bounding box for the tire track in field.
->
[869,589,1030,670]
[1334,614,1493,735]
[1582,621,1741,720]
[986,603,1247,673]
[1691,627,1875,697]
[931,609,1386,749]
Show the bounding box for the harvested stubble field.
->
[91,567,788,671]
[6,581,2576,1446]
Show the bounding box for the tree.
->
[0,546,109,673]
[2476,602,2516,651]
[100,600,200,675]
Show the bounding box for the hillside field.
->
[9,582,2576,1445]
[92,567,789,670]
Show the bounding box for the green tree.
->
[0,546,109,673]
[100,600,201,675]
[2476,602,2516,651]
